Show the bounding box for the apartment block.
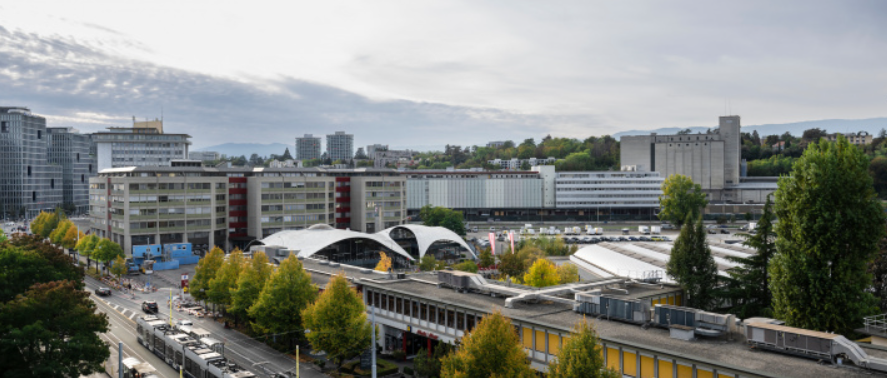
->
[296,134,322,160]
[326,131,354,161]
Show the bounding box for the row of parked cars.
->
[564,235,672,244]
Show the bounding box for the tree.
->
[414,343,453,378]
[547,317,619,378]
[658,174,708,228]
[771,135,885,334]
[718,196,777,318]
[353,147,367,160]
[374,251,392,272]
[249,255,317,349]
[477,248,494,268]
[190,247,225,303]
[440,310,535,378]
[419,205,466,236]
[868,227,887,312]
[29,212,48,237]
[74,234,100,269]
[666,216,718,310]
[208,248,245,309]
[870,156,887,198]
[523,259,559,287]
[453,260,478,273]
[556,263,579,284]
[301,273,373,370]
[0,239,83,302]
[230,251,274,322]
[281,147,293,160]
[61,224,82,250]
[497,249,525,279]
[520,160,531,170]
[49,220,71,245]
[8,234,83,288]
[92,238,124,274]
[0,280,110,377]
[419,254,437,271]
[110,255,127,280]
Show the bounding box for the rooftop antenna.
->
[724,98,727,116]
[728,98,732,116]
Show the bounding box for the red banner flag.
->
[508,231,515,254]
[488,232,496,255]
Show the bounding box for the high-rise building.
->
[326,131,354,161]
[92,117,191,171]
[366,144,387,159]
[47,127,96,215]
[0,107,63,219]
[296,134,322,160]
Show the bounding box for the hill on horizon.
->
[613,117,887,140]
[195,143,291,158]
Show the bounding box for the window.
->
[380,294,387,311]
[37,130,42,139]
[0,121,6,132]
[396,297,402,314]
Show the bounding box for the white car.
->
[176,319,194,328]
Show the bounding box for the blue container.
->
[165,243,193,258]
[175,255,200,265]
[153,260,180,271]
[132,244,162,259]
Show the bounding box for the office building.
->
[47,127,96,215]
[0,107,63,219]
[89,166,406,253]
[92,117,191,171]
[188,151,220,162]
[374,148,415,168]
[555,169,664,220]
[488,157,556,170]
[825,131,872,146]
[366,144,387,159]
[326,131,354,161]
[296,134,322,160]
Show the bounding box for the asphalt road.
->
[84,273,324,378]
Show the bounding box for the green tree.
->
[419,254,437,271]
[658,174,709,228]
[190,247,225,303]
[110,255,127,280]
[419,205,466,235]
[74,234,100,270]
[520,160,531,170]
[477,248,494,268]
[523,259,560,287]
[868,228,887,312]
[29,212,48,237]
[440,310,535,378]
[718,196,777,318]
[453,260,478,273]
[1,238,83,302]
[230,251,274,322]
[497,249,525,279]
[547,317,619,378]
[414,343,453,378]
[869,156,887,198]
[666,216,719,310]
[208,248,245,309]
[301,273,373,370]
[92,238,124,274]
[556,263,579,284]
[249,255,317,349]
[0,280,110,377]
[771,135,885,334]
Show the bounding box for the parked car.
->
[720,229,730,234]
[176,319,193,328]
[142,301,159,314]
[95,287,111,296]
[628,236,639,241]
[707,229,717,234]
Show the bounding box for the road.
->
[84,274,324,378]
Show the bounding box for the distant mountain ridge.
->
[194,143,291,158]
[613,117,887,140]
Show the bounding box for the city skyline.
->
[0,1,885,150]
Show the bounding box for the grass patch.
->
[342,359,398,377]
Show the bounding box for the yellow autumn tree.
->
[441,310,535,378]
[374,251,392,272]
[523,259,560,287]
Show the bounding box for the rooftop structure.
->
[92,117,191,171]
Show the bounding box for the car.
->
[707,229,717,234]
[95,287,111,296]
[720,229,730,234]
[176,319,193,328]
[639,236,652,242]
[142,301,159,314]
[628,236,639,241]
[719,225,728,228]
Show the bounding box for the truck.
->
[593,227,604,235]
[572,226,582,235]
[639,225,650,235]
[651,226,661,235]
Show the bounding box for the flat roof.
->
[356,275,884,378]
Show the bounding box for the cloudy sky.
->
[1,1,885,150]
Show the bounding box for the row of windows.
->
[127,182,223,190]
[365,181,402,187]
[366,290,478,331]
[261,203,326,211]
[130,219,215,229]
[128,194,215,203]
[261,214,325,223]
[260,193,327,200]
[260,181,328,189]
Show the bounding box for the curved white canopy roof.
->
[259,227,414,261]
[380,224,476,259]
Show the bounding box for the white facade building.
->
[92,118,190,171]
[555,170,664,209]
[405,171,544,211]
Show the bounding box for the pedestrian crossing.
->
[101,299,140,320]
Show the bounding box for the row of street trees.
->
[660,135,885,335]
[30,209,126,275]
[189,248,372,369]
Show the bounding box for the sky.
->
[0,1,885,150]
